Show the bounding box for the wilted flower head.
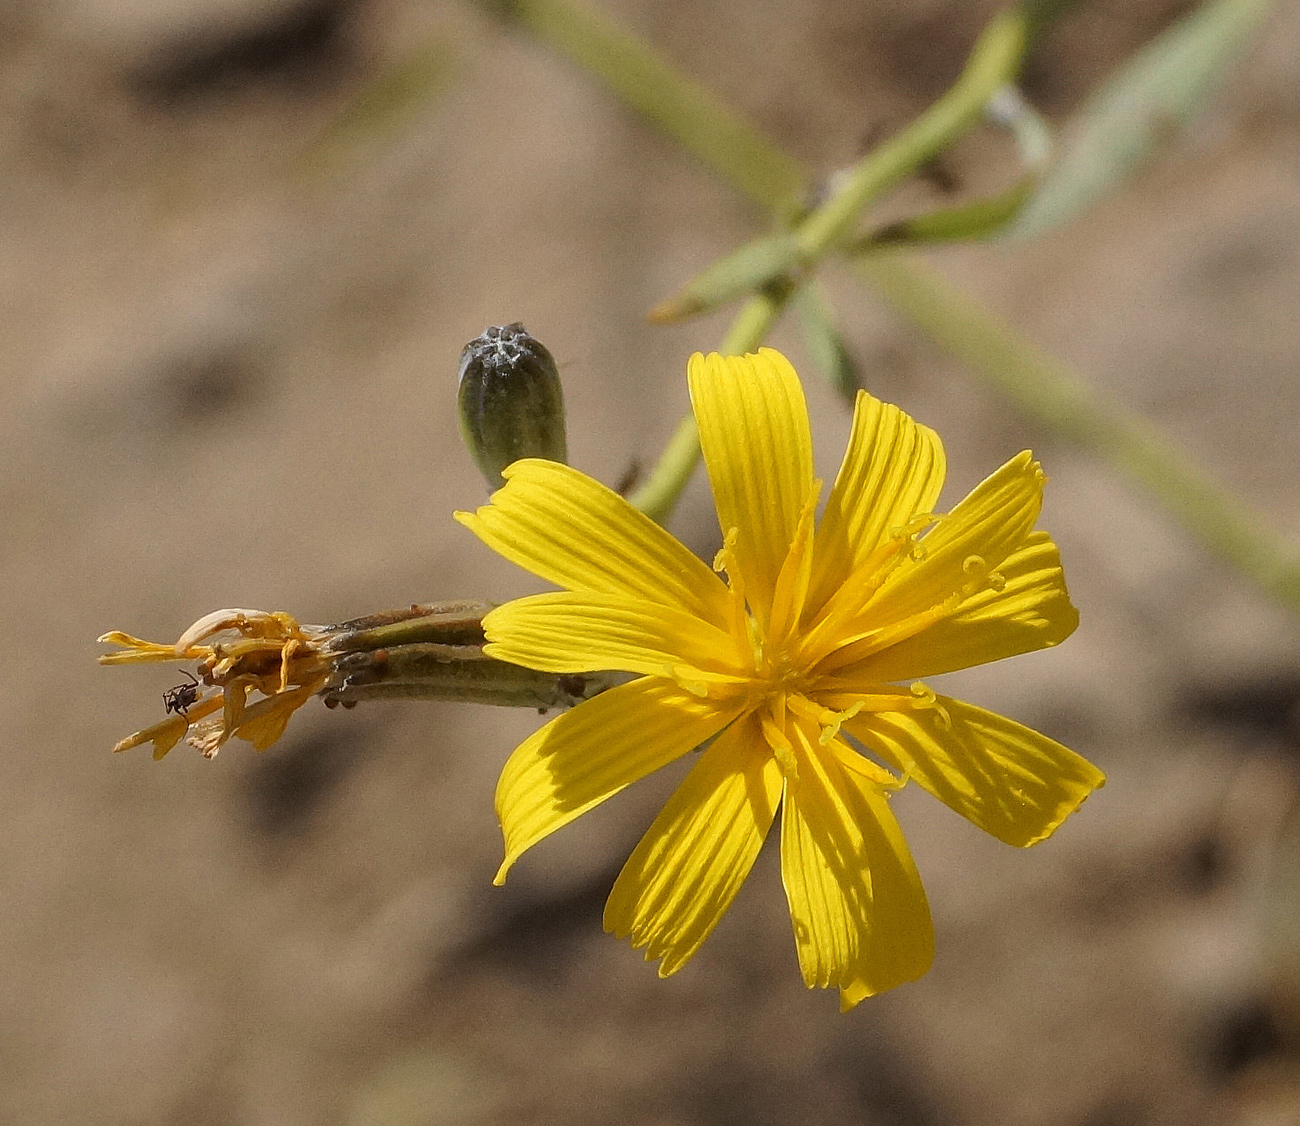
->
[100,600,601,760]
[99,609,333,759]
[458,347,1104,1009]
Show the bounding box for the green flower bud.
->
[457,323,568,489]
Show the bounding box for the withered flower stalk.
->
[99,601,615,760]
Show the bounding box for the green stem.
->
[496,0,805,217]
[627,283,790,520]
[322,600,491,650]
[796,8,1028,256]
[314,599,625,707]
[649,8,1029,326]
[325,643,620,708]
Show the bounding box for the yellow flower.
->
[99,609,333,759]
[458,348,1104,1009]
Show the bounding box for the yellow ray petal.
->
[494,678,743,883]
[812,453,1049,677]
[832,532,1078,683]
[808,391,946,616]
[456,459,730,627]
[688,350,814,623]
[846,696,1104,848]
[862,451,1044,626]
[780,722,933,1005]
[111,694,223,757]
[604,713,783,976]
[482,592,747,682]
[234,683,318,752]
[765,484,820,652]
[97,633,190,664]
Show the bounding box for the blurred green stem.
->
[494,0,804,216]
[507,0,1300,616]
[629,285,789,519]
[796,8,1027,257]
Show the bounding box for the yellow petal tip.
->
[1020,767,1107,847]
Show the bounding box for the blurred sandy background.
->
[3,0,1300,1122]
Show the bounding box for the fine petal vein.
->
[495,677,742,883]
[689,349,814,624]
[846,696,1105,847]
[456,459,730,627]
[604,714,783,976]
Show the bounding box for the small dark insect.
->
[162,669,202,717]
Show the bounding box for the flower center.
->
[754,635,805,695]
[736,615,822,746]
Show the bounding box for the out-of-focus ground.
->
[3,0,1300,1122]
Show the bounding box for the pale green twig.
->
[648,8,1030,324]
[796,8,1028,257]
[494,0,805,217]
[1011,0,1280,238]
[628,283,790,520]
[625,5,1031,518]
